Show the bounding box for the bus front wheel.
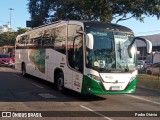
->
[56,73,65,93]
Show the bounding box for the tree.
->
[28,0,160,27]
[0,32,16,46]
[17,27,29,34]
[0,28,29,46]
[28,0,55,27]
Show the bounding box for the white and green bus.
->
[15,20,152,94]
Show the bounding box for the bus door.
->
[67,24,84,92]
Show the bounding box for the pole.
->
[9,8,14,31]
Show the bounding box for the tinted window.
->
[53,25,66,54]
[67,25,83,73]
[0,54,10,58]
[16,35,29,49]
[42,29,53,48]
[16,25,66,53]
[29,31,43,48]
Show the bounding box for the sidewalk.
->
[137,74,160,91]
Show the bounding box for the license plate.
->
[111,86,121,90]
[5,63,8,64]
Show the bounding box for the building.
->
[0,25,12,34]
[136,34,160,60]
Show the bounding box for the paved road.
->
[0,67,159,120]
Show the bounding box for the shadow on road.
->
[0,70,106,102]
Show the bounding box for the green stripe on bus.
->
[81,75,137,95]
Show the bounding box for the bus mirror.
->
[134,37,152,54]
[128,45,136,58]
[128,37,152,58]
[145,39,152,54]
[76,31,94,50]
[86,33,94,50]
[128,45,133,58]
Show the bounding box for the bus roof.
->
[20,20,133,36]
[82,21,133,34]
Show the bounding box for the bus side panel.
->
[15,49,21,71]
[15,49,28,71]
[26,49,45,78]
[72,71,83,93]
[16,48,73,90]
[46,49,73,89]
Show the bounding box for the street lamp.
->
[9,8,14,31]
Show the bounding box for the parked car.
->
[143,60,152,69]
[0,54,14,67]
[146,62,160,75]
[137,60,152,71]
[137,62,143,70]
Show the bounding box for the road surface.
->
[0,67,159,120]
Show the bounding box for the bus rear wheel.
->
[56,73,65,93]
[22,64,27,77]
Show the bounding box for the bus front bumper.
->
[81,76,137,95]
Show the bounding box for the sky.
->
[0,0,160,36]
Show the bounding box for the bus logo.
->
[2,112,11,117]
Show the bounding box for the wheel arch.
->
[54,68,64,83]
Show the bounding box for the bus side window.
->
[52,25,66,54]
[18,36,26,48]
[42,37,53,48]
[74,35,83,72]
[42,29,53,48]
[26,38,34,48]
[16,38,20,49]
[33,38,42,48]
[30,31,43,48]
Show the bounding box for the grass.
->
[137,74,160,90]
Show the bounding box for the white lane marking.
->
[125,94,160,105]
[13,74,21,78]
[38,93,57,99]
[80,105,113,120]
[32,83,44,88]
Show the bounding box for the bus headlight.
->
[87,74,101,81]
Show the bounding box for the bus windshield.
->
[85,26,136,73]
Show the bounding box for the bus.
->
[15,20,152,94]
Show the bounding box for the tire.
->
[22,64,28,77]
[56,73,65,93]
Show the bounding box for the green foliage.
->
[0,28,29,47]
[27,0,160,27]
[17,27,29,35]
[0,32,16,46]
